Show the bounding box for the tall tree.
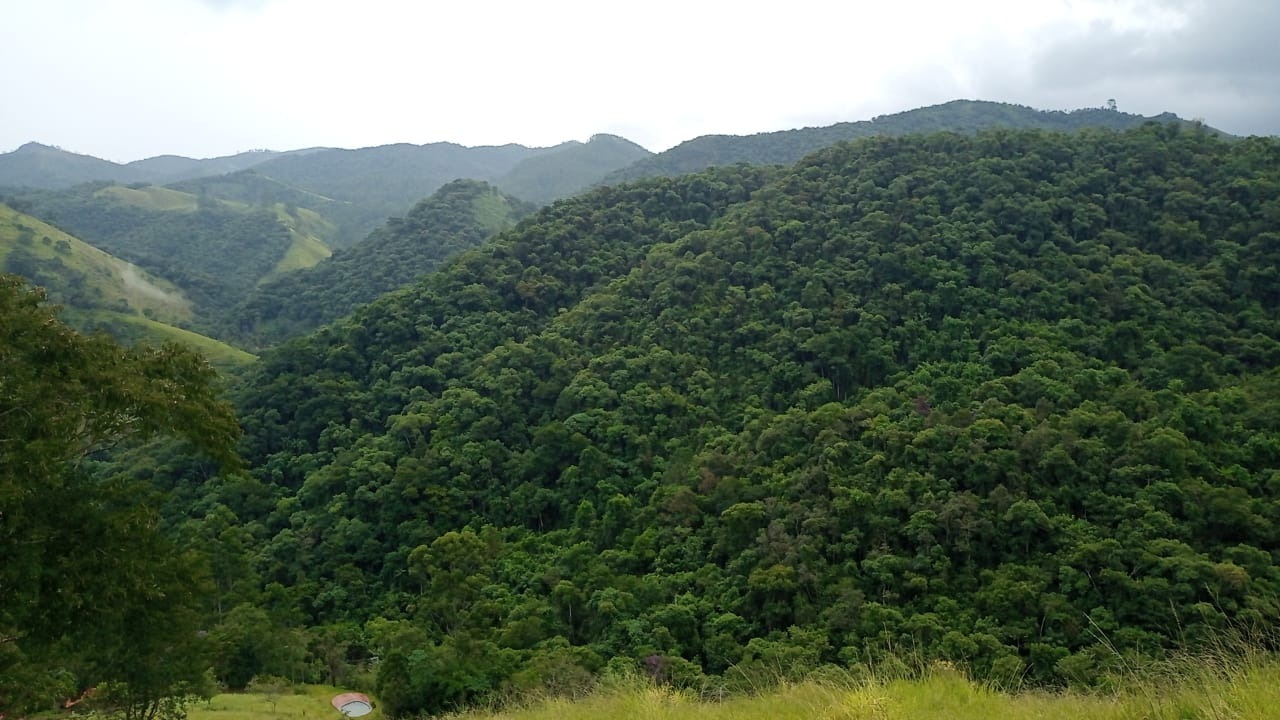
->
[0,273,240,717]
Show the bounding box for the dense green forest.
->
[123,124,1278,716]
[603,100,1207,185]
[228,180,535,349]
[6,123,1279,719]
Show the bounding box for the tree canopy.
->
[26,123,1279,717]
[227,180,535,349]
[166,124,1280,715]
[0,273,240,717]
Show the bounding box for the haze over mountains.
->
[0,100,1229,360]
[0,101,1211,196]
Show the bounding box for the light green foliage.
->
[95,184,201,212]
[65,309,257,371]
[0,201,193,323]
[268,204,334,275]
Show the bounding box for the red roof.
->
[330,693,372,715]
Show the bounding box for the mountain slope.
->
[603,99,1212,184]
[0,201,192,324]
[195,124,1280,713]
[5,183,333,331]
[174,143,542,249]
[0,203,254,369]
[495,134,652,203]
[228,179,534,348]
[0,142,147,189]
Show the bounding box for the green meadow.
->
[192,686,378,720]
[0,202,193,323]
[95,184,201,212]
[270,203,334,275]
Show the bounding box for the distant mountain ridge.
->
[0,142,320,189]
[171,137,650,247]
[0,136,651,224]
[496,134,652,204]
[2,100,1221,196]
[601,100,1216,184]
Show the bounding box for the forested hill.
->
[496,134,653,204]
[603,100,1206,184]
[170,124,1277,716]
[227,179,535,349]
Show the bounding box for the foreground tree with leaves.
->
[0,273,240,718]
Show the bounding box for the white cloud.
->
[1,0,1275,161]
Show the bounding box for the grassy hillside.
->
[603,99,1215,184]
[0,203,255,371]
[269,204,335,275]
[95,183,201,211]
[174,170,369,249]
[65,308,257,372]
[86,184,335,277]
[4,183,333,330]
[0,202,192,324]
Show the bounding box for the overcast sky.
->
[2,0,1277,162]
